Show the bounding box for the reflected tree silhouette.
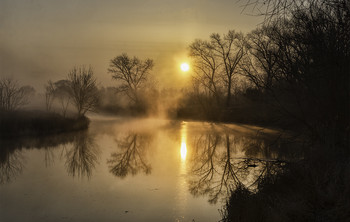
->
[63,131,100,179]
[188,129,286,204]
[108,132,152,178]
[0,146,24,184]
[43,146,56,167]
[189,132,244,204]
[0,132,78,184]
[0,131,100,182]
[189,130,223,203]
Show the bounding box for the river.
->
[0,117,301,222]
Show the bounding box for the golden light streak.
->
[180,141,187,160]
[180,121,188,161]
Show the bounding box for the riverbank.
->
[220,125,350,222]
[221,154,350,221]
[0,110,89,138]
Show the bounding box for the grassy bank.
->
[0,110,89,138]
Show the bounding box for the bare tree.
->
[239,0,312,22]
[210,30,245,107]
[189,39,223,105]
[188,31,245,109]
[241,26,279,90]
[241,0,350,145]
[67,66,99,117]
[0,78,29,111]
[108,53,154,104]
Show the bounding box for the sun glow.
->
[180,63,190,72]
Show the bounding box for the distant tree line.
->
[0,78,35,111]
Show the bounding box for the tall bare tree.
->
[241,26,279,90]
[210,30,245,107]
[189,39,222,105]
[189,31,245,108]
[67,66,99,117]
[108,53,154,104]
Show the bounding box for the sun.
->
[180,63,190,72]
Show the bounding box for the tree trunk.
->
[226,79,232,108]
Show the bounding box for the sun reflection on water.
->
[180,142,187,161]
[174,121,188,220]
[180,122,187,161]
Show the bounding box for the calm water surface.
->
[0,117,298,222]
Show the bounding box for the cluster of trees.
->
[180,0,349,148]
[0,78,35,111]
[44,54,156,118]
[1,53,157,119]
[218,0,350,221]
[243,0,349,144]
[177,31,250,120]
[45,66,99,118]
[189,31,245,108]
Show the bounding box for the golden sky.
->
[0,0,262,91]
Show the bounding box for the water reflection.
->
[188,128,289,204]
[0,144,24,184]
[107,132,152,178]
[175,122,189,221]
[180,122,187,161]
[0,119,300,209]
[63,131,100,179]
[0,134,75,184]
[0,130,100,183]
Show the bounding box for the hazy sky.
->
[0,0,262,92]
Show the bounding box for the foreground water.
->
[0,117,299,222]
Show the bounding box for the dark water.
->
[0,117,301,222]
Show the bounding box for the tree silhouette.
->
[188,30,245,112]
[67,66,99,117]
[0,78,30,111]
[210,31,245,107]
[242,1,350,147]
[189,39,223,105]
[108,53,154,105]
